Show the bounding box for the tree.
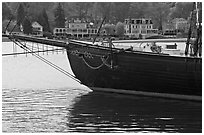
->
[2,3,14,21]
[128,2,149,18]
[98,2,115,23]
[170,2,194,19]
[54,3,65,27]
[90,3,102,20]
[38,8,50,32]
[2,20,16,32]
[17,3,26,26]
[112,3,131,22]
[148,3,171,30]
[72,2,93,19]
[22,17,32,34]
[115,22,125,37]
[103,24,115,36]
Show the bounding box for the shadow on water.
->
[66,91,202,133]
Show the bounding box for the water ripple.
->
[2,88,202,133]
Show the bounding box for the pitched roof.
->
[172,18,187,23]
[32,21,42,28]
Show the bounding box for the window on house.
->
[83,29,87,33]
[142,25,146,29]
[131,20,134,24]
[140,20,142,24]
[136,20,140,24]
[141,30,146,33]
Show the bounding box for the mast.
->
[185,2,202,57]
[185,3,195,56]
[92,17,106,44]
[193,2,202,57]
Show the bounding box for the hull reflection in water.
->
[67,91,201,133]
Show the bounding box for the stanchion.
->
[37,43,39,55]
[32,42,34,55]
[25,41,27,57]
[47,45,48,55]
[13,42,16,57]
[43,44,44,55]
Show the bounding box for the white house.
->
[66,18,98,38]
[124,18,158,39]
[163,18,189,33]
[32,21,43,37]
[53,18,98,38]
[53,28,66,36]
[172,18,189,33]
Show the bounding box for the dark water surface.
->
[2,88,202,133]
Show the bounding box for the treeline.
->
[3,2,196,32]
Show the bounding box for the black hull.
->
[67,40,202,99]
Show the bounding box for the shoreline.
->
[2,37,11,42]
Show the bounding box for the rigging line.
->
[93,16,106,44]
[10,13,29,34]
[2,48,65,56]
[11,39,81,83]
[5,20,12,33]
[19,41,80,83]
[17,41,81,83]
[22,43,64,50]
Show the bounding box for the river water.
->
[2,42,202,133]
